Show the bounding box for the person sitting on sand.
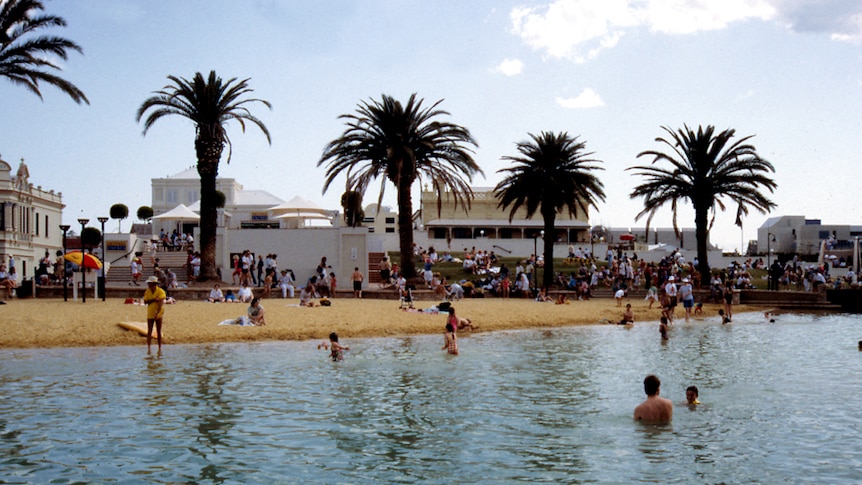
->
[224,289,236,303]
[207,284,225,303]
[247,297,266,326]
[618,303,634,325]
[634,374,673,424]
[555,294,569,305]
[536,287,553,302]
[300,284,318,307]
[237,283,254,303]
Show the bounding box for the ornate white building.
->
[0,156,65,280]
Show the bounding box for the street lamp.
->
[97,216,109,301]
[59,224,71,301]
[78,218,89,302]
[533,229,544,289]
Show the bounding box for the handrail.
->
[492,244,512,254]
[110,239,140,265]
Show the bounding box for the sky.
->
[3,0,862,252]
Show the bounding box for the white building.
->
[0,157,65,280]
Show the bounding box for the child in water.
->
[318,332,349,361]
[442,323,458,355]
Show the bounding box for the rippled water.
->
[1,312,861,483]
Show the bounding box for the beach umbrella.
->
[64,251,103,270]
[619,233,636,241]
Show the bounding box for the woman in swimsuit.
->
[442,323,458,355]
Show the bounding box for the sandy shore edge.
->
[0,297,755,349]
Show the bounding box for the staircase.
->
[368,252,385,285]
[105,250,190,286]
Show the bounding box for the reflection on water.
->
[1,312,861,483]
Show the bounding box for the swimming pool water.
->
[1,312,860,483]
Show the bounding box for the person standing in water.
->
[442,322,458,355]
[634,374,673,424]
[143,276,166,352]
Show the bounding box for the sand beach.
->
[0,296,754,349]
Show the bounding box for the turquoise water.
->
[1,312,861,483]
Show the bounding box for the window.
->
[186,190,198,204]
[385,217,395,224]
[367,227,375,233]
[385,227,395,233]
[251,213,269,221]
[45,215,49,237]
[166,190,178,203]
[35,212,39,235]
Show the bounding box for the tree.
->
[495,131,605,289]
[136,205,153,222]
[137,71,271,281]
[80,226,101,249]
[109,203,128,232]
[0,0,88,103]
[319,93,481,278]
[628,124,777,284]
[341,190,363,228]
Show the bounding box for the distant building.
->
[757,215,862,257]
[0,157,64,279]
[361,203,397,234]
[419,186,590,243]
[151,167,289,232]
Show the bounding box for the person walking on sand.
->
[634,374,673,424]
[351,267,363,298]
[442,322,458,355]
[143,276,166,352]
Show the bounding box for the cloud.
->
[556,88,605,109]
[495,58,524,76]
[510,1,637,62]
[510,0,862,60]
[767,0,862,42]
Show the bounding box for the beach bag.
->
[320,298,331,307]
[438,301,451,312]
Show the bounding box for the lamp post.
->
[59,224,71,301]
[533,229,544,289]
[97,217,108,301]
[78,218,89,302]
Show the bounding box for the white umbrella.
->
[152,204,200,221]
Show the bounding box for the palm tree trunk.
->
[542,212,556,289]
[397,176,417,279]
[695,208,710,285]
[196,139,223,282]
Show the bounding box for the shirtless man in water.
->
[634,374,673,424]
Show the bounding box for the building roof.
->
[164,167,200,179]
[235,189,285,206]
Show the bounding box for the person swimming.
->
[685,385,701,405]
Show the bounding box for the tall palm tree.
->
[319,93,481,278]
[137,71,271,281]
[628,124,777,284]
[495,131,606,289]
[0,0,88,103]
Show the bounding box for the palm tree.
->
[628,124,777,284]
[319,93,481,278]
[495,131,606,289]
[137,71,271,281]
[0,0,88,103]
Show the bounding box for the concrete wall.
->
[220,227,368,288]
